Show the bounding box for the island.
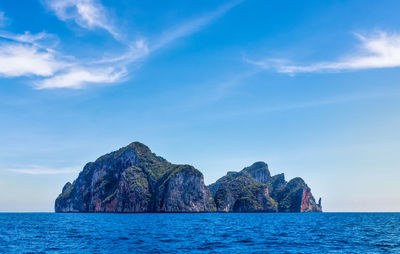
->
[55,142,322,213]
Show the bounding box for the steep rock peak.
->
[241,161,271,184]
[94,142,153,163]
[287,177,307,188]
[271,173,286,183]
[94,144,139,168]
[55,142,213,213]
[243,161,269,171]
[126,142,152,157]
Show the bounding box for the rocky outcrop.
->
[274,177,322,212]
[242,161,271,184]
[154,165,214,212]
[55,142,214,212]
[55,142,322,213]
[208,162,322,213]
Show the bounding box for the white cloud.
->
[7,166,79,175]
[0,1,240,89]
[93,39,149,64]
[0,30,127,89]
[151,0,243,51]
[0,42,65,77]
[0,30,60,49]
[92,0,242,63]
[44,0,119,39]
[248,31,400,74]
[1,30,45,43]
[36,66,127,89]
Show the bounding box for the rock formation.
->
[55,142,214,212]
[209,162,322,212]
[55,142,322,213]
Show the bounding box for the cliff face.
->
[208,162,322,213]
[55,142,214,212]
[275,177,322,213]
[154,165,214,212]
[55,142,321,213]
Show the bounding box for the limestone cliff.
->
[55,143,322,213]
[55,142,214,212]
[208,162,322,213]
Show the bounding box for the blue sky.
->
[0,0,400,212]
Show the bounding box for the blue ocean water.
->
[0,213,399,253]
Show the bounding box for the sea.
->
[0,213,399,253]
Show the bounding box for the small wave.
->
[234,239,254,243]
[118,237,130,240]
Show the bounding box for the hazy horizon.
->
[1,0,400,213]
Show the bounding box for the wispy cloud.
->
[93,39,149,64]
[93,0,242,63]
[247,31,400,74]
[44,0,119,40]
[1,30,47,43]
[0,1,240,89]
[0,42,65,77]
[36,66,127,89]
[7,166,79,175]
[0,30,136,89]
[209,89,400,119]
[0,30,129,89]
[0,30,70,79]
[151,0,243,51]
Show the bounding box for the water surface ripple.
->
[1,213,400,253]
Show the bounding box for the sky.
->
[0,0,399,212]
